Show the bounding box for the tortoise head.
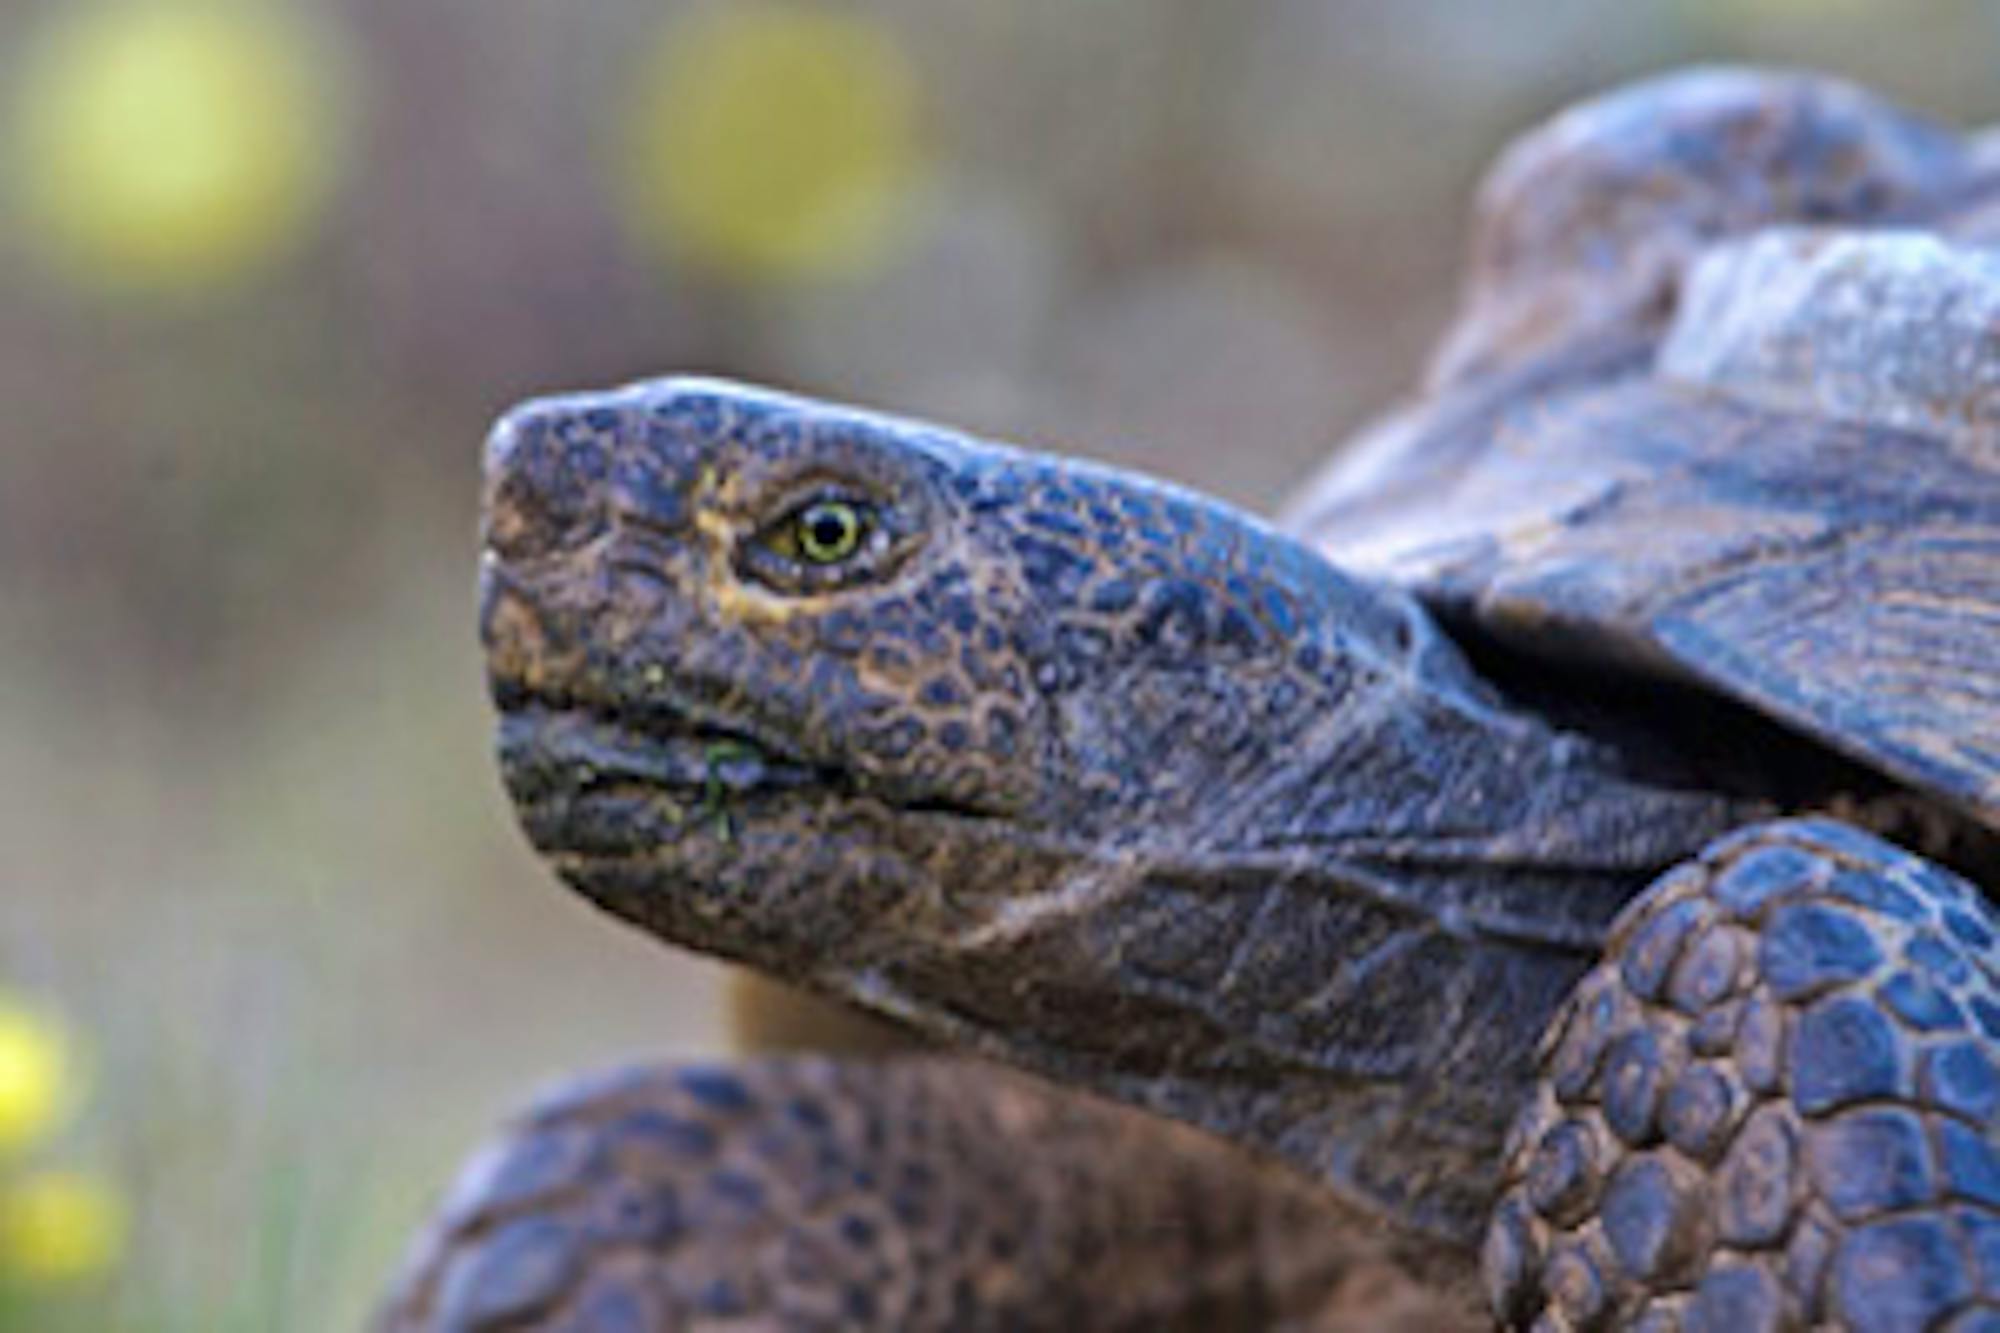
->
[480,377,1748,1244]
[480,378,1392,982]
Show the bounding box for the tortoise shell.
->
[1287,68,2000,833]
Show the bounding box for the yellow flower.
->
[10,1,348,294]
[0,1170,127,1282]
[613,4,923,282]
[0,1002,73,1157]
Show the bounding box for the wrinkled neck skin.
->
[482,380,1761,1255]
[844,599,1756,1252]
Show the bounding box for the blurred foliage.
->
[0,991,123,1326]
[1,1170,127,1284]
[2,1,1998,1328]
[614,4,922,281]
[10,1,348,296]
[0,1003,72,1156]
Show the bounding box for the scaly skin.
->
[466,377,2000,1330]
[478,377,1761,1250]
[381,1056,1443,1331]
[1491,820,2000,1330]
[390,68,2000,1330]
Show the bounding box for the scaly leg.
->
[1488,818,2000,1331]
[380,1054,1475,1332]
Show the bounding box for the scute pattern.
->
[1660,228,2000,447]
[1489,818,2000,1330]
[1430,68,1969,387]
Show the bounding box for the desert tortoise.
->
[385,68,2000,1330]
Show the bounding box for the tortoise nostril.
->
[481,395,626,560]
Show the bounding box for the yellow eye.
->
[793,499,866,564]
[744,492,892,589]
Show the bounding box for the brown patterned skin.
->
[391,68,2000,1330]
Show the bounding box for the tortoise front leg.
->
[379,1053,1472,1332]
[1488,818,2000,1331]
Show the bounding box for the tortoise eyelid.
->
[737,485,902,594]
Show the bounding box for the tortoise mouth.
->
[496,687,830,793]
[491,680,995,855]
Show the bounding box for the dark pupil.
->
[800,503,858,560]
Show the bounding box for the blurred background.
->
[2,0,1998,1326]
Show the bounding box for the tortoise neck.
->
[1109,617,1762,1244]
[1238,607,1766,918]
[866,598,1762,1249]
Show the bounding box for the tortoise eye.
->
[794,499,867,564]
[741,487,904,593]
